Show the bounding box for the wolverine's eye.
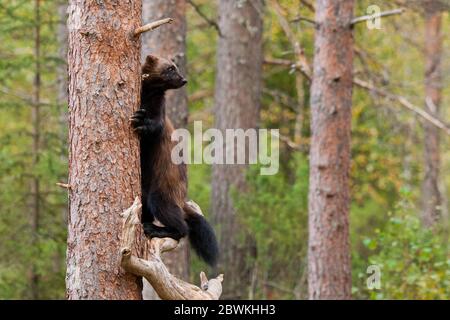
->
[167,66,175,73]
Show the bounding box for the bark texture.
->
[421,3,443,228]
[141,0,189,300]
[212,0,264,299]
[66,0,143,300]
[308,0,354,300]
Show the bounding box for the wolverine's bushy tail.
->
[185,210,219,267]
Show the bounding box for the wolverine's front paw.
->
[130,108,148,134]
[130,110,164,137]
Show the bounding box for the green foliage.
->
[233,154,309,299]
[0,0,67,299]
[0,0,449,300]
[356,193,450,299]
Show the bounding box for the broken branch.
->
[351,8,405,26]
[264,57,450,135]
[134,18,173,37]
[56,182,71,189]
[120,197,223,300]
[353,78,450,135]
[271,0,312,80]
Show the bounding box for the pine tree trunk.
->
[308,0,354,300]
[421,4,442,228]
[141,0,189,299]
[212,0,263,299]
[66,0,143,300]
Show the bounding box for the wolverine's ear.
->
[169,53,184,67]
[145,54,158,69]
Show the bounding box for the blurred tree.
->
[308,0,354,300]
[212,0,264,299]
[421,1,443,228]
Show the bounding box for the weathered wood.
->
[134,18,173,37]
[120,198,223,300]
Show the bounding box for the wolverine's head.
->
[142,54,187,91]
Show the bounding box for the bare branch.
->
[56,182,71,189]
[134,18,173,37]
[264,57,450,135]
[271,0,311,80]
[120,197,224,300]
[300,0,315,12]
[186,0,222,36]
[354,78,450,135]
[264,57,296,68]
[271,131,306,152]
[351,8,405,26]
[290,15,316,25]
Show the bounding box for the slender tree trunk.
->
[66,0,143,300]
[141,0,189,300]
[30,0,41,300]
[308,0,354,300]
[421,4,443,228]
[212,0,264,299]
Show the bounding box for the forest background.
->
[0,0,449,300]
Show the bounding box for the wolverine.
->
[130,55,219,266]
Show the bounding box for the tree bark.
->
[30,0,41,300]
[212,0,264,299]
[66,0,143,300]
[141,0,189,300]
[421,3,443,228]
[308,0,354,300]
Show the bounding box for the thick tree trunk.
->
[421,4,443,228]
[66,0,143,300]
[212,0,263,299]
[308,0,354,300]
[141,0,189,300]
[30,0,41,300]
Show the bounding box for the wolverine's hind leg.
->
[144,192,189,241]
[143,223,185,241]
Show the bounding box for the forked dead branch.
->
[119,197,224,300]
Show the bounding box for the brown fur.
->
[131,54,219,265]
